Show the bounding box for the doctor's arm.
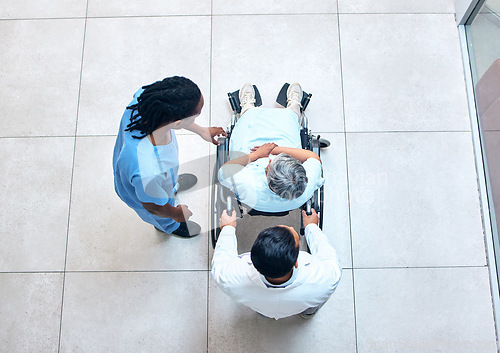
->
[211,211,244,283]
[302,209,340,266]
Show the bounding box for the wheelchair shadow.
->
[235,208,308,254]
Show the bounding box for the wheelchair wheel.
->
[319,138,330,149]
[211,136,229,248]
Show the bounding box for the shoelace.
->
[287,90,302,106]
[240,91,256,106]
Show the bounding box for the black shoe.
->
[176,173,197,193]
[171,221,201,238]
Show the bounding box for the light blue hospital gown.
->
[218,107,324,213]
[113,88,180,233]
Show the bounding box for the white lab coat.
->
[211,223,342,319]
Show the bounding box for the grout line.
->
[0,135,78,139]
[342,130,472,134]
[57,2,89,351]
[337,12,455,15]
[0,265,487,275]
[86,14,212,19]
[0,130,474,140]
[338,11,360,353]
[337,8,359,353]
[0,12,456,22]
[0,17,86,21]
[209,12,454,16]
[0,14,210,21]
[60,269,210,274]
[311,130,473,134]
[0,271,65,274]
[207,4,214,352]
[352,265,489,270]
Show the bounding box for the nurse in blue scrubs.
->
[113,76,225,237]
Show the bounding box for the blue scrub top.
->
[113,88,180,233]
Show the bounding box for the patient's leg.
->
[286,82,303,121]
[239,83,256,116]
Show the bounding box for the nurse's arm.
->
[141,202,191,222]
[184,123,226,145]
[270,146,321,163]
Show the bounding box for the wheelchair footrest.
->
[276,83,312,112]
[227,85,263,114]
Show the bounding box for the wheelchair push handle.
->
[226,196,233,216]
[306,200,312,216]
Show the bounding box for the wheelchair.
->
[210,83,330,249]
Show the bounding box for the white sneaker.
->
[286,82,303,108]
[239,83,256,112]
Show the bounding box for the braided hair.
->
[125,76,202,139]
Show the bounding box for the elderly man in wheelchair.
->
[217,83,325,214]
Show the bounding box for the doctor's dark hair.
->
[251,226,300,279]
[125,76,201,139]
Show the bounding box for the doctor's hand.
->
[219,210,237,229]
[302,208,319,227]
[201,127,227,145]
[173,204,193,223]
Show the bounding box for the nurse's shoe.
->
[176,173,198,193]
[171,220,201,238]
[239,83,256,115]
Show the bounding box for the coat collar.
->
[242,252,312,288]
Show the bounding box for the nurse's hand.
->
[173,204,192,222]
[201,127,227,145]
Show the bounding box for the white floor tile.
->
[60,272,207,353]
[213,0,337,15]
[317,133,352,266]
[347,132,486,267]
[66,136,209,271]
[0,273,63,353]
[78,17,211,136]
[0,19,84,137]
[211,15,344,133]
[338,0,455,14]
[340,14,470,132]
[208,270,356,353]
[0,0,87,19]
[0,3,497,352]
[355,267,497,353]
[87,0,210,17]
[0,138,74,271]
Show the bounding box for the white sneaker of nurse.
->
[239,83,256,115]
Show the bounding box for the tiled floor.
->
[0,1,498,352]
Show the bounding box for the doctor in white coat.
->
[211,208,342,320]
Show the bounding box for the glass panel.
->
[466,0,500,278]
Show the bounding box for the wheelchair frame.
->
[210,84,329,248]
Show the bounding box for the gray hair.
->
[267,153,308,200]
